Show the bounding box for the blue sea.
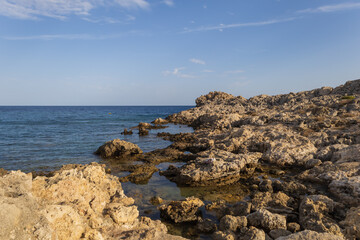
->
[0,106,193,172]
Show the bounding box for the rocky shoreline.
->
[1,79,360,239]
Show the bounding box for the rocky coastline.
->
[1,79,360,239]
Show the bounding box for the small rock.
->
[305,159,322,169]
[149,196,163,206]
[287,222,301,233]
[139,127,149,136]
[231,201,252,216]
[276,230,345,240]
[196,218,217,233]
[152,118,168,125]
[159,197,204,223]
[121,128,133,135]
[259,179,273,192]
[219,215,247,232]
[239,226,266,240]
[95,139,143,158]
[247,209,287,232]
[212,230,236,240]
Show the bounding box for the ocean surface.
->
[0,106,193,172]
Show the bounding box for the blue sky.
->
[0,0,360,105]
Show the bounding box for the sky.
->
[0,0,360,105]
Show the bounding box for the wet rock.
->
[149,196,163,206]
[119,164,158,184]
[287,222,301,233]
[139,127,149,136]
[299,195,343,236]
[121,128,133,135]
[259,179,273,192]
[95,139,143,158]
[219,215,247,232]
[231,201,252,216]
[269,229,292,238]
[340,206,360,240]
[196,218,217,233]
[159,197,204,223]
[276,230,345,240]
[212,230,236,240]
[247,209,287,232]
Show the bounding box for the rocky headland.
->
[1,79,360,239]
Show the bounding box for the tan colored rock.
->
[247,209,287,232]
[159,197,204,223]
[340,206,360,240]
[95,139,143,158]
[276,230,345,240]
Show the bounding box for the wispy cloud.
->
[298,2,360,13]
[0,0,149,20]
[189,58,206,65]
[82,15,136,24]
[2,31,147,40]
[163,0,174,7]
[182,17,297,33]
[225,70,244,74]
[203,69,214,73]
[163,67,196,78]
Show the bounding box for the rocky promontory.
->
[1,79,360,239]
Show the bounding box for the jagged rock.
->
[121,128,133,135]
[212,230,236,240]
[119,164,158,184]
[230,201,252,216]
[247,209,287,232]
[276,230,345,240]
[196,218,217,233]
[163,149,261,186]
[299,195,343,236]
[340,206,360,240]
[159,197,204,223]
[195,91,236,107]
[0,163,185,240]
[238,226,266,240]
[259,179,273,192]
[139,127,149,136]
[95,139,143,158]
[219,215,247,232]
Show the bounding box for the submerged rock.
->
[95,139,143,158]
[159,197,204,223]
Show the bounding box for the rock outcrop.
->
[0,163,185,240]
[159,197,204,223]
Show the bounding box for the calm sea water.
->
[0,106,193,172]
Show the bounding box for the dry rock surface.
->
[0,163,184,240]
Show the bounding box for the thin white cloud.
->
[163,67,196,78]
[203,69,214,73]
[2,31,146,40]
[225,70,244,74]
[163,0,174,7]
[298,2,360,13]
[189,58,206,65]
[0,0,149,20]
[82,15,135,24]
[182,17,297,33]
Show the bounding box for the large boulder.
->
[95,139,143,158]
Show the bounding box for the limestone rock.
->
[219,215,247,232]
[299,195,343,236]
[340,206,360,240]
[276,230,345,240]
[95,139,143,158]
[159,197,204,223]
[247,209,287,232]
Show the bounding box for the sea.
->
[0,106,193,172]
